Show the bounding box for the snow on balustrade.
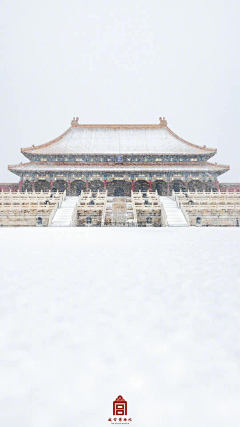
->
[0,191,65,226]
[173,190,240,226]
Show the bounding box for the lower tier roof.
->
[9,162,230,174]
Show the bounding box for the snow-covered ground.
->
[0,228,240,427]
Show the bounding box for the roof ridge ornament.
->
[71,117,79,127]
[159,117,167,127]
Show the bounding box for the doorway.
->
[114,187,124,197]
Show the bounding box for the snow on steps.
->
[160,196,189,227]
[50,197,78,227]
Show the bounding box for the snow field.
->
[0,228,240,427]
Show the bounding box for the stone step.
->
[50,196,78,227]
[160,196,189,227]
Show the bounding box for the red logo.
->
[113,395,127,416]
[108,395,132,423]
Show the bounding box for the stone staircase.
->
[160,196,189,227]
[50,197,78,227]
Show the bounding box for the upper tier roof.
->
[21,118,216,156]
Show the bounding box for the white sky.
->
[0,0,239,182]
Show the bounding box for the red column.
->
[86,180,89,191]
[104,180,107,191]
[32,180,35,192]
[185,180,188,191]
[215,179,220,191]
[131,180,135,192]
[149,180,153,192]
[19,180,23,192]
[167,180,170,195]
[68,180,71,195]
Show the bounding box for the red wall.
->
[0,183,19,192]
[219,183,240,192]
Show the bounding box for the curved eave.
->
[214,167,230,176]
[166,126,216,153]
[208,162,230,173]
[21,127,72,153]
[20,124,217,156]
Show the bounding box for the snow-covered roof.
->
[21,123,216,156]
[9,162,229,173]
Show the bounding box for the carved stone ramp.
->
[104,197,135,226]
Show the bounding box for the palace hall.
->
[8,117,229,196]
